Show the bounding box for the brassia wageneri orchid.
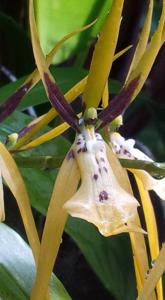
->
[0,0,165,299]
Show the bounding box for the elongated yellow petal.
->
[0,170,5,222]
[137,244,165,300]
[31,150,80,300]
[20,122,70,150]
[83,0,124,108]
[0,143,40,264]
[126,0,165,101]
[134,176,163,300]
[126,0,153,79]
[106,145,153,294]
[102,81,109,108]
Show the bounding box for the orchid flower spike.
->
[64,109,144,236]
[110,132,165,201]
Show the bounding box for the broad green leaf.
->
[34,0,113,64]
[20,168,56,215]
[0,223,70,300]
[65,218,136,300]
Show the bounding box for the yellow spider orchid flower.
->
[16,0,165,299]
[110,132,165,200]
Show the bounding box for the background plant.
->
[0,1,165,299]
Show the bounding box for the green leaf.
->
[34,0,113,64]
[65,218,136,300]
[0,67,87,110]
[0,223,70,300]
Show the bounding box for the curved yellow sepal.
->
[134,176,163,300]
[106,144,152,294]
[0,143,40,264]
[137,244,165,300]
[126,0,153,79]
[126,0,165,101]
[30,150,80,300]
[20,122,70,150]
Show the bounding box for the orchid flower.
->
[24,1,165,299]
[0,0,165,299]
[110,132,165,201]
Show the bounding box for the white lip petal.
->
[64,128,141,236]
[110,132,165,200]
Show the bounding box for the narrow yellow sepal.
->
[126,0,153,79]
[102,81,109,108]
[20,122,70,150]
[83,0,124,108]
[30,150,80,300]
[134,176,163,300]
[137,244,165,300]
[106,144,153,295]
[0,143,40,264]
[126,0,165,101]
[114,45,132,61]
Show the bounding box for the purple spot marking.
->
[82,146,87,152]
[103,167,108,173]
[76,141,81,145]
[96,158,99,164]
[100,157,105,162]
[99,191,108,202]
[93,174,98,180]
[77,148,82,154]
[67,149,75,160]
[123,149,131,157]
